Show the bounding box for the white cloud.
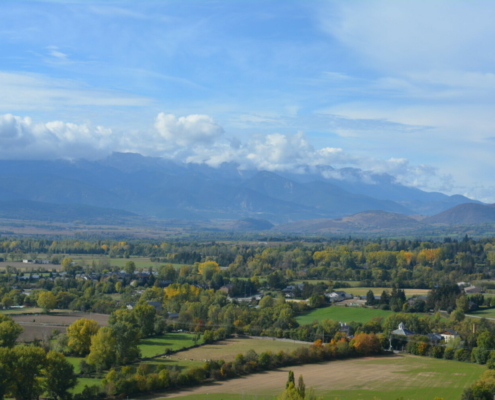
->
[0,112,454,195]
[154,113,224,146]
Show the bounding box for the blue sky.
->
[1,1,495,201]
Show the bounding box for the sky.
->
[1,1,495,201]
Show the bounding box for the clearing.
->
[142,354,484,400]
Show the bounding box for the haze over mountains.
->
[0,152,489,233]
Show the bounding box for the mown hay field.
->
[169,338,308,363]
[142,354,484,400]
[296,306,393,325]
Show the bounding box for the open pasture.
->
[296,305,393,325]
[71,255,188,269]
[0,260,61,271]
[168,338,308,364]
[139,333,201,358]
[346,287,430,297]
[467,308,495,319]
[145,354,484,400]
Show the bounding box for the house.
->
[127,301,163,311]
[407,295,428,306]
[325,291,352,302]
[167,312,179,319]
[427,333,443,344]
[464,285,482,294]
[391,322,415,336]
[339,322,352,336]
[440,329,460,343]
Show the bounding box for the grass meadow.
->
[138,333,201,358]
[141,354,484,400]
[296,305,393,325]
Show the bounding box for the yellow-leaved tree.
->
[67,318,100,356]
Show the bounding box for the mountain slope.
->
[273,210,426,234]
[0,154,481,224]
[424,203,495,224]
[0,199,136,223]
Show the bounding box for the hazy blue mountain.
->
[424,203,495,225]
[0,199,136,223]
[0,153,482,223]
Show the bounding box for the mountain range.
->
[0,152,488,231]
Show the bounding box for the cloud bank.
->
[0,112,451,193]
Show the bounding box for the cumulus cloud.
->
[0,112,450,193]
[154,113,224,146]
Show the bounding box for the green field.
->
[138,333,200,358]
[142,355,484,400]
[296,305,393,325]
[72,377,102,394]
[346,287,430,297]
[467,308,495,319]
[0,307,72,315]
[170,338,308,363]
[71,255,190,270]
[66,356,83,374]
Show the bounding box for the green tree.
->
[297,375,306,399]
[67,318,100,356]
[0,347,13,400]
[1,296,13,309]
[9,345,46,400]
[286,370,295,389]
[112,322,140,365]
[0,315,23,348]
[124,261,136,276]
[37,291,57,313]
[366,290,375,306]
[87,327,116,371]
[44,350,78,400]
[133,302,156,337]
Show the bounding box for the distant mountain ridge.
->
[424,203,495,225]
[0,152,481,224]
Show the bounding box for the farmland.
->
[296,305,393,325]
[139,333,201,358]
[12,312,109,342]
[143,355,484,400]
[346,287,430,297]
[168,338,308,363]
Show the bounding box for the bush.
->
[443,347,455,360]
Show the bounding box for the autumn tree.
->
[87,327,116,371]
[37,291,57,313]
[67,318,100,356]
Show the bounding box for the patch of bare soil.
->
[14,313,109,342]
